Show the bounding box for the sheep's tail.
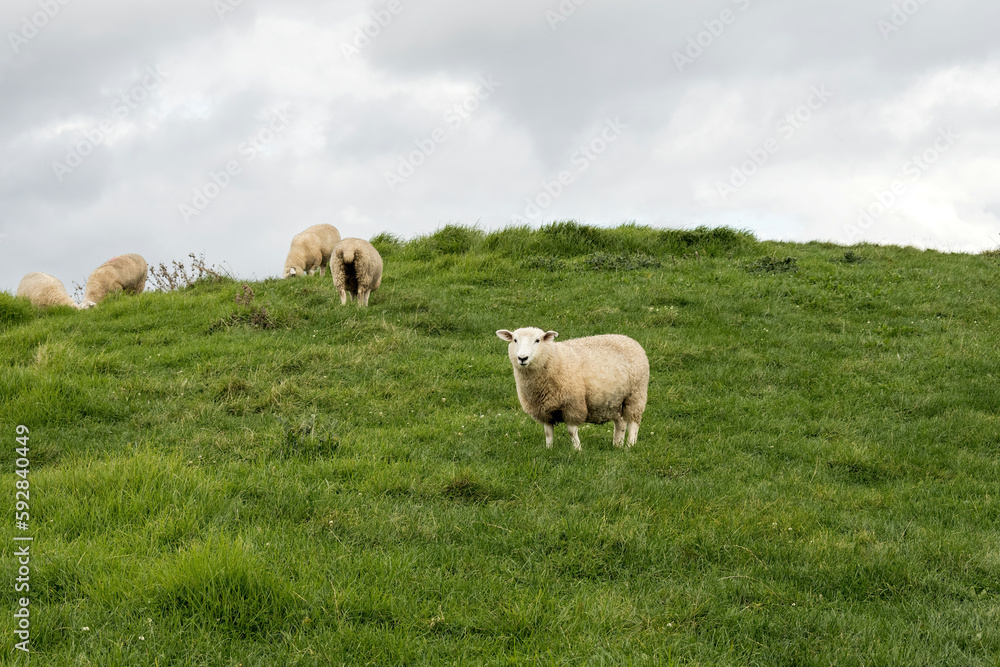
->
[340,247,356,264]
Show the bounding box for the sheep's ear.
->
[543,331,558,342]
[496,330,514,342]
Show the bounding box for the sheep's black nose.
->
[518,356,529,364]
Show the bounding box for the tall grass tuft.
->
[482,221,756,259]
[371,232,404,259]
[151,535,305,637]
[0,292,37,329]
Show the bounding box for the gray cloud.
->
[2,0,999,291]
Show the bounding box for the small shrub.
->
[149,253,233,291]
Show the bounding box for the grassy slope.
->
[1,222,999,666]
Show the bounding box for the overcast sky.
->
[2,0,999,293]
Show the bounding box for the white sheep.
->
[496,327,649,451]
[332,238,383,306]
[283,224,342,278]
[80,253,147,308]
[16,272,81,309]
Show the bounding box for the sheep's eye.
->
[535,338,540,343]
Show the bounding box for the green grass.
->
[2,222,999,665]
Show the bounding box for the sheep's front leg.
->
[613,417,627,447]
[626,422,640,447]
[567,424,582,452]
[544,423,554,449]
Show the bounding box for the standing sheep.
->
[80,253,147,308]
[16,272,81,309]
[332,238,382,306]
[283,224,342,278]
[496,327,649,451]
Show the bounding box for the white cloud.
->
[2,1,1000,290]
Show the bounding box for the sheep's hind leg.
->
[567,424,582,452]
[544,424,554,449]
[626,422,640,447]
[338,288,348,305]
[613,417,627,447]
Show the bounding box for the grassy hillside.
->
[2,222,999,665]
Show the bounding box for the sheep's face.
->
[496,327,557,369]
[284,265,301,278]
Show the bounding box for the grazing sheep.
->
[332,238,382,306]
[16,272,80,309]
[80,253,147,308]
[283,224,342,278]
[496,327,649,451]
